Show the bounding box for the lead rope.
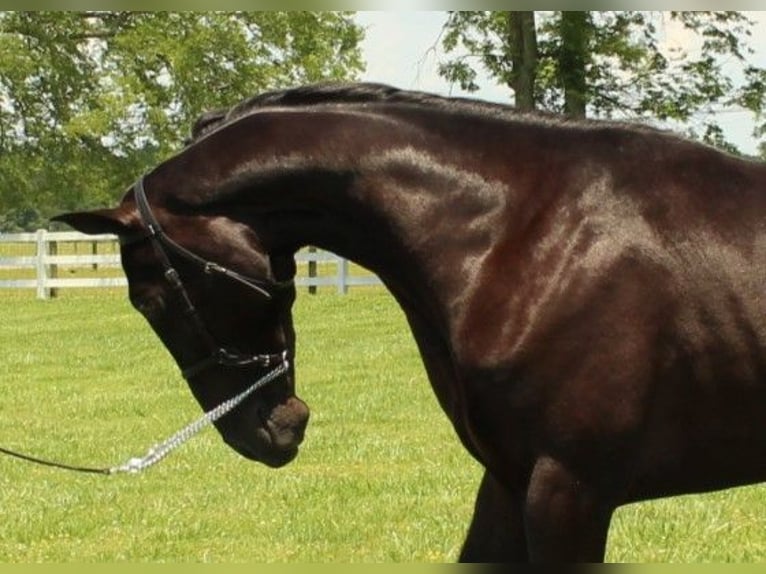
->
[0,357,289,476]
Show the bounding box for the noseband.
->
[126,177,292,380]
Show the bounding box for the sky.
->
[353,11,766,155]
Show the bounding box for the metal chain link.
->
[109,357,289,474]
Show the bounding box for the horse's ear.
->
[51,207,134,237]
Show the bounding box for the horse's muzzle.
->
[222,395,310,468]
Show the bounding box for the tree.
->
[508,12,537,112]
[558,11,590,118]
[439,11,766,152]
[0,11,364,229]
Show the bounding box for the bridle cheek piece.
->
[128,176,292,380]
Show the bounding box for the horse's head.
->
[53,181,309,468]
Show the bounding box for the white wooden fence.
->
[0,230,380,299]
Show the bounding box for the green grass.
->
[0,289,764,562]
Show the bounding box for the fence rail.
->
[0,230,380,299]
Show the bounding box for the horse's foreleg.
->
[459,470,528,562]
[524,456,614,563]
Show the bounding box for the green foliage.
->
[439,11,766,154]
[0,206,46,232]
[439,12,513,92]
[0,11,364,228]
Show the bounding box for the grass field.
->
[0,288,764,562]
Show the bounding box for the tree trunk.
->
[507,11,538,111]
[559,11,589,118]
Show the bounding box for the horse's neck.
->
[178,107,513,323]
[253,153,505,324]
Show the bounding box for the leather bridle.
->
[0,177,295,475]
[125,176,292,380]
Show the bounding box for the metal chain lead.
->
[109,356,289,474]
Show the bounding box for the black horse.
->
[54,82,766,562]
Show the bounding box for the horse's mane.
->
[229,81,513,116]
[188,82,556,143]
[187,81,668,146]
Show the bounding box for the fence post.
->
[308,246,317,295]
[337,256,349,295]
[49,237,59,298]
[35,229,49,300]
